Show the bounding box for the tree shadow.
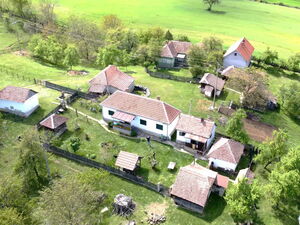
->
[273,205,299,225]
[137,167,150,181]
[210,10,226,15]
[124,70,137,74]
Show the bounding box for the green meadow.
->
[266,0,300,7]
[46,0,300,57]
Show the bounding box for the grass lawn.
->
[35,0,300,58]
[0,23,17,49]
[265,0,300,7]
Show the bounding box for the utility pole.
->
[211,61,221,110]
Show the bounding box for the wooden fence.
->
[43,143,170,197]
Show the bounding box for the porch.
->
[111,111,136,136]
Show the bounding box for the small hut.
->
[40,114,68,135]
[115,151,142,174]
[113,194,135,216]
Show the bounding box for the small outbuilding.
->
[39,114,69,135]
[199,73,225,98]
[207,137,244,171]
[0,86,39,117]
[176,114,216,153]
[115,151,142,174]
[89,65,135,95]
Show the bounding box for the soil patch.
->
[68,70,89,76]
[146,201,168,216]
[243,119,276,142]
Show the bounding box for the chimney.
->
[156,96,161,101]
[200,118,204,122]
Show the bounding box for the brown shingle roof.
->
[200,73,225,91]
[89,65,134,92]
[0,86,37,103]
[88,84,106,94]
[207,138,244,164]
[171,163,217,207]
[115,151,140,171]
[224,38,254,61]
[176,114,215,140]
[40,114,68,130]
[100,91,181,124]
[161,41,193,58]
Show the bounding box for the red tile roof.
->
[161,41,193,58]
[171,163,217,207]
[224,38,254,61]
[176,114,215,141]
[216,174,229,189]
[40,114,68,130]
[115,151,140,171]
[89,65,134,92]
[100,91,181,124]
[199,73,225,91]
[0,86,37,103]
[207,138,244,164]
[88,84,106,94]
[112,111,135,123]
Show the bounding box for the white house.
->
[176,114,216,153]
[100,91,181,139]
[207,137,244,171]
[223,38,254,68]
[0,86,39,117]
[89,65,135,95]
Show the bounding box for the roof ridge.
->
[162,102,169,124]
[50,114,54,129]
[226,140,237,163]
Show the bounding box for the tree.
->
[176,35,190,42]
[14,129,50,192]
[225,109,249,144]
[255,129,288,170]
[69,137,81,152]
[134,40,161,67]
[164,30,173,41]
[287,52,300,71]
[35,176,106,225]
[63,44,80,70]
[260,47,278,65]
[10,0,31,17]
[187,45,206,77]
[279,82,300,118]
[202,36,223,52]
[37,0,57,26]
[203,0,220,11]
[0,208,25,225]
[96,44,126,67]
[225,179,260,224]
[139,27,165,44]
[102,14,122,30]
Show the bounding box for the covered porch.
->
[112,111,136,136]
[182,133,207,154]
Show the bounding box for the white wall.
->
[223,51,250,68]
[176,130,191,143]
[209,158,237,171]
[206,125,216,149]
[102,106,178,138]
[0,94,39,117]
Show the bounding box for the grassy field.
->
[265,0,300,7]
[42,0,300,58]
[0,23,17,49]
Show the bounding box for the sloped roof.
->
[100,91,181,124]
[115,151,140,171]
[88,84,106,94]
[176,114,215,141]
[89,65,134,92]
[199,73,225,91]
[224,38,254,61]
[0,86,37,103]
[216,174,229,189]
[40,114,68,130]
[207,138,244,164]
[161,41,193,58]
[170,163,217,207]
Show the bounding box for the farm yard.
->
[0,0,300,224]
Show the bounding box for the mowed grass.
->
[0,23,17,49]
[47,0,300,57]
[266,0,300,7]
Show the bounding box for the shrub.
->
[90,154,96,159]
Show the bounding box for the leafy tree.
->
[266,146,300,210]
[225,179,260,224]
[176,35,190,42]
[37,0,57,25]
[188,45,207,77]
[0,208,25,225]
[255,129,288,170]
[164,30,173,41]
[35,176,106,225]
[102,14,122,30]
[134,40,161,67]
[225,109,249,144]
[119,29,139,53]
[96,44,127,67]
[203,0,220,11]
[287,52,300,71]
[202,36,223,52]
[260,47,278,65]
[10,0,31,17]
[63,44,80,70]
[139,27,165,44]
[279,82,300,118]
[69,137,81,152]
[14,129,50,192]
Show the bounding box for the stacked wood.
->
[113,194,135,216]
[147,213,166,225]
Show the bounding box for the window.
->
[234,53,238,56]
[108,110,114,116]
[179,132,186,136]
[156,124,163,130]
[140,119,147,126]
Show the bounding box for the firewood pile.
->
[113,194,135,216]
[147,213,166,225]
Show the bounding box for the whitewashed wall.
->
[0,94,39,117]
[102,106,179,138]
[223,51,250,68]
[209,158,237,171]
